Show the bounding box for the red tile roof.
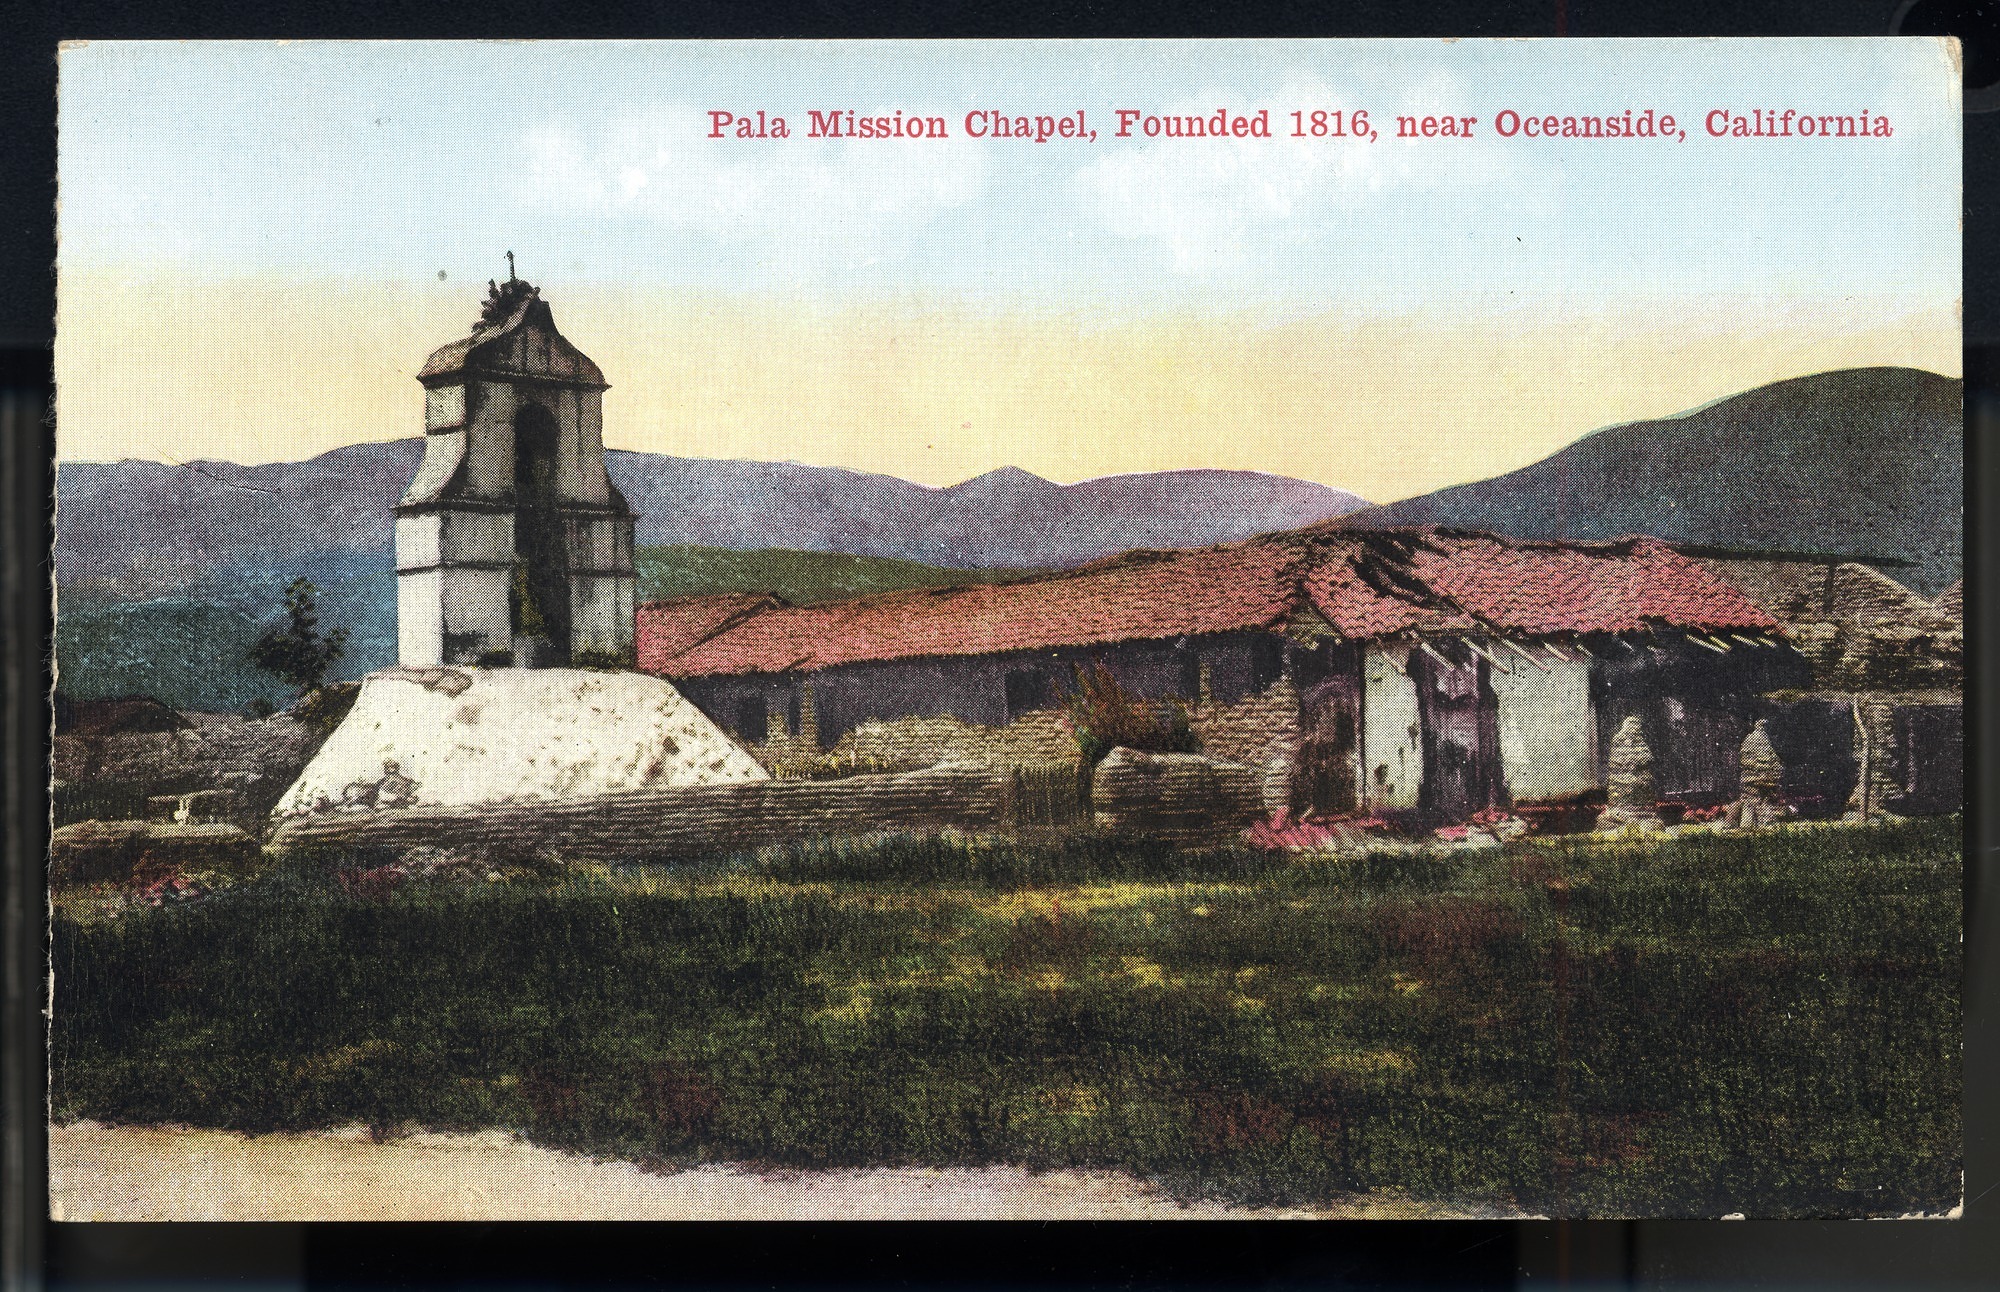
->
[633,592,790,674]
[1305,531,1781,638]
[638,528,1781,680]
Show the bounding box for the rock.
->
[51,820,261,886]
[49,820,151,885]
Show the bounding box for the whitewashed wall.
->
[1362,644,1423,810]
[1491,650,1599,800]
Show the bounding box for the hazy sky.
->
[55,39,1960,502]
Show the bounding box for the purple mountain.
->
[54,441,1369,594]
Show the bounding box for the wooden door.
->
[1414,644,1502,821]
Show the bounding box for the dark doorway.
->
[512,403,570,664]
[1412,642,1503,822]
[1297,673,1360,815]
[736,696,769,744]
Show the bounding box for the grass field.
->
[50,818,1961,1217]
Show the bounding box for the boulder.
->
[49,820,150,885]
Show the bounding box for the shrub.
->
[1062,663,1199,766]
[247,577,348,697]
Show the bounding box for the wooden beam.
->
[1501,638,1552,672]
[1729,633,1763,648]
[1459,637,1508,674]
[1417,640,1455,670]
[1541,641,1577,664]
[1689,634,1728,653]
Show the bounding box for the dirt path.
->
[49,1122,1498,1221]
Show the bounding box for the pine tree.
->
[247,577,349,696]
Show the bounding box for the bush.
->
[247,577,348,697]
[1062,663,1199,766]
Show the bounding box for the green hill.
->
[636,545,1039,606]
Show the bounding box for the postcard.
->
[48,38,1962,1220]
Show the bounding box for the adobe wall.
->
[1091,748,1265,836]
[1362,645,1422,811]
[1491,652,1598,801]
[674,632,1300,778]
[1189,674,1302,811]
[830,709,1076,769]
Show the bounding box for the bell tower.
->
[395,270,638,668]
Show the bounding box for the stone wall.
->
[268,765,1017,862]
[1091,748,1264,837]
[53,711,329,828]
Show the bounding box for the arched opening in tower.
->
[511,402,572,665]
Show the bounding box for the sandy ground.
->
[49,1122,1497,1221]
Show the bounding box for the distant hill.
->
[54,443,1367,597]
[1350,367,1962,594]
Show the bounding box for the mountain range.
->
[55,446,1367,597]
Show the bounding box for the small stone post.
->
[1595,715,1662,832]
[1726,718,1785,828]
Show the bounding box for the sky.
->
[54,39,1961,503]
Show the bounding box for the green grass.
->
[635,544,1042,606]
[50,818,1961,1217]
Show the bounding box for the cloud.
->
[1074,73,1514,274]
[520,107,991,270]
